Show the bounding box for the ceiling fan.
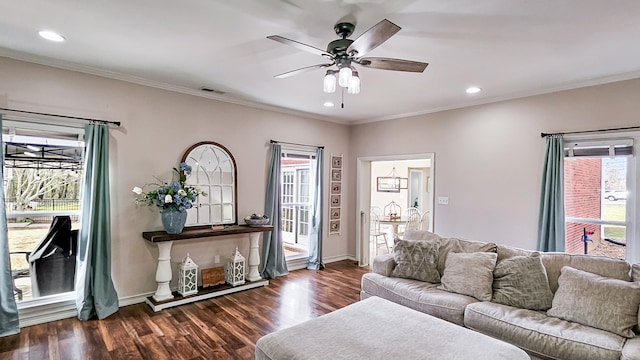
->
[267,19,428,95]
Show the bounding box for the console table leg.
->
[153,241,174,301]
[247,232,262,281]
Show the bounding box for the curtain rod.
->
[541,125,640,138]
[0,107,121,127]
[270,139,324,149]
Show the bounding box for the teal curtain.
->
[537,135,566,252]
[260,143,288,278]
[0,115,20,337]
[76,124,119,320]
[307,148,324,270]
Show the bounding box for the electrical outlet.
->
[438,196,449,205]
[214,255,220,264]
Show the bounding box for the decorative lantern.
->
[225,247,246,286]
[178,253,199,296]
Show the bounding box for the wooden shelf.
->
[145,279,269,312]
[142,224,274,243]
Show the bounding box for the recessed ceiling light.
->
[323,101,334,107]
[38,30,65,42]
[466,86,482,94]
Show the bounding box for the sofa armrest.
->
[372,253,396,276]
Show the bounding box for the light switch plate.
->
[438,196,449,205]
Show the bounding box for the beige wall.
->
[0,57,351,299]
[350,78,640,251]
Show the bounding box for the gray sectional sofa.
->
[360,230,640,360]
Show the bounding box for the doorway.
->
[356,153,435,267]
[280,147,317,261]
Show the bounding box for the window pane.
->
[564,157,602,219]
[564,155,628,260]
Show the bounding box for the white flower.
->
[178,189,187,196]
[165,194,173,203]
[132,186,143,195]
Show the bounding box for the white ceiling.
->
[1,0,640,124]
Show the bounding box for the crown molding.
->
[353,70,640,125]
[0,49,348,125]
[3,49,639,127]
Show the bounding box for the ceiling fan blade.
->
[267,35,332,57]
[274,63,334,79]
[358,57,428,73]
[347,19,401,57]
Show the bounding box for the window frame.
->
[2,119,85,307]
[563,133,639,263]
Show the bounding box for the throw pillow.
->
[438,251,497,301]
[391,239,440,283]
[547,266,640,338]
[436,238,497,276]
[492,252,554,310]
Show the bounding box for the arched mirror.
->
[181,141,238,226]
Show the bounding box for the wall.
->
[0,57,351,300]
[350,78,640,251]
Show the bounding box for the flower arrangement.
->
[132,162,204,213]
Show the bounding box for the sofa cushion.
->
[437,237,498,276]
[632,263,640,282]
[547,266,640,338]
[438,252,497,301]
[361,272,477,326]
[391,239,440,283]
[540,253,631,293]
[465,302,625,360]
[622,337,640,360]
[492,252,554,310]
[402,230,441,242]
[401,231,497,276]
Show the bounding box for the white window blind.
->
[564,139,633,157]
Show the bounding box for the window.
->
[280,149,317,260]
[3,122,84,302]
[563,138,634,261]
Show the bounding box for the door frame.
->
[356,153,435,266]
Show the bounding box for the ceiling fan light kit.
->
[268,18,428,99]
[323,70,337,93]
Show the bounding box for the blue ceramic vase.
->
[161,209,187,234]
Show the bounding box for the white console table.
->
[142,224,273,311]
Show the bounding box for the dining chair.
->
[370,212,390,255]
[397,211,421,239]
[407,207,420,217]
[420,211,431,231]
[370,206,383,219]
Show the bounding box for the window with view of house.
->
[564,138,633,260]
[3,122,84,302]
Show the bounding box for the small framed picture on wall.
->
[330,207,341,220]
[331,155,342,169]
[331,169,342,182]
[330,220,340,234]
[330,194,341,207]
[331,182,341,194]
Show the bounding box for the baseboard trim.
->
[286,254,356,271]
[19,299,77,328]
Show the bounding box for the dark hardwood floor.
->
[0,260,369,360]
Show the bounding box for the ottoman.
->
[255,296,529,360]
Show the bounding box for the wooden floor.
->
[0,260,369,360]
